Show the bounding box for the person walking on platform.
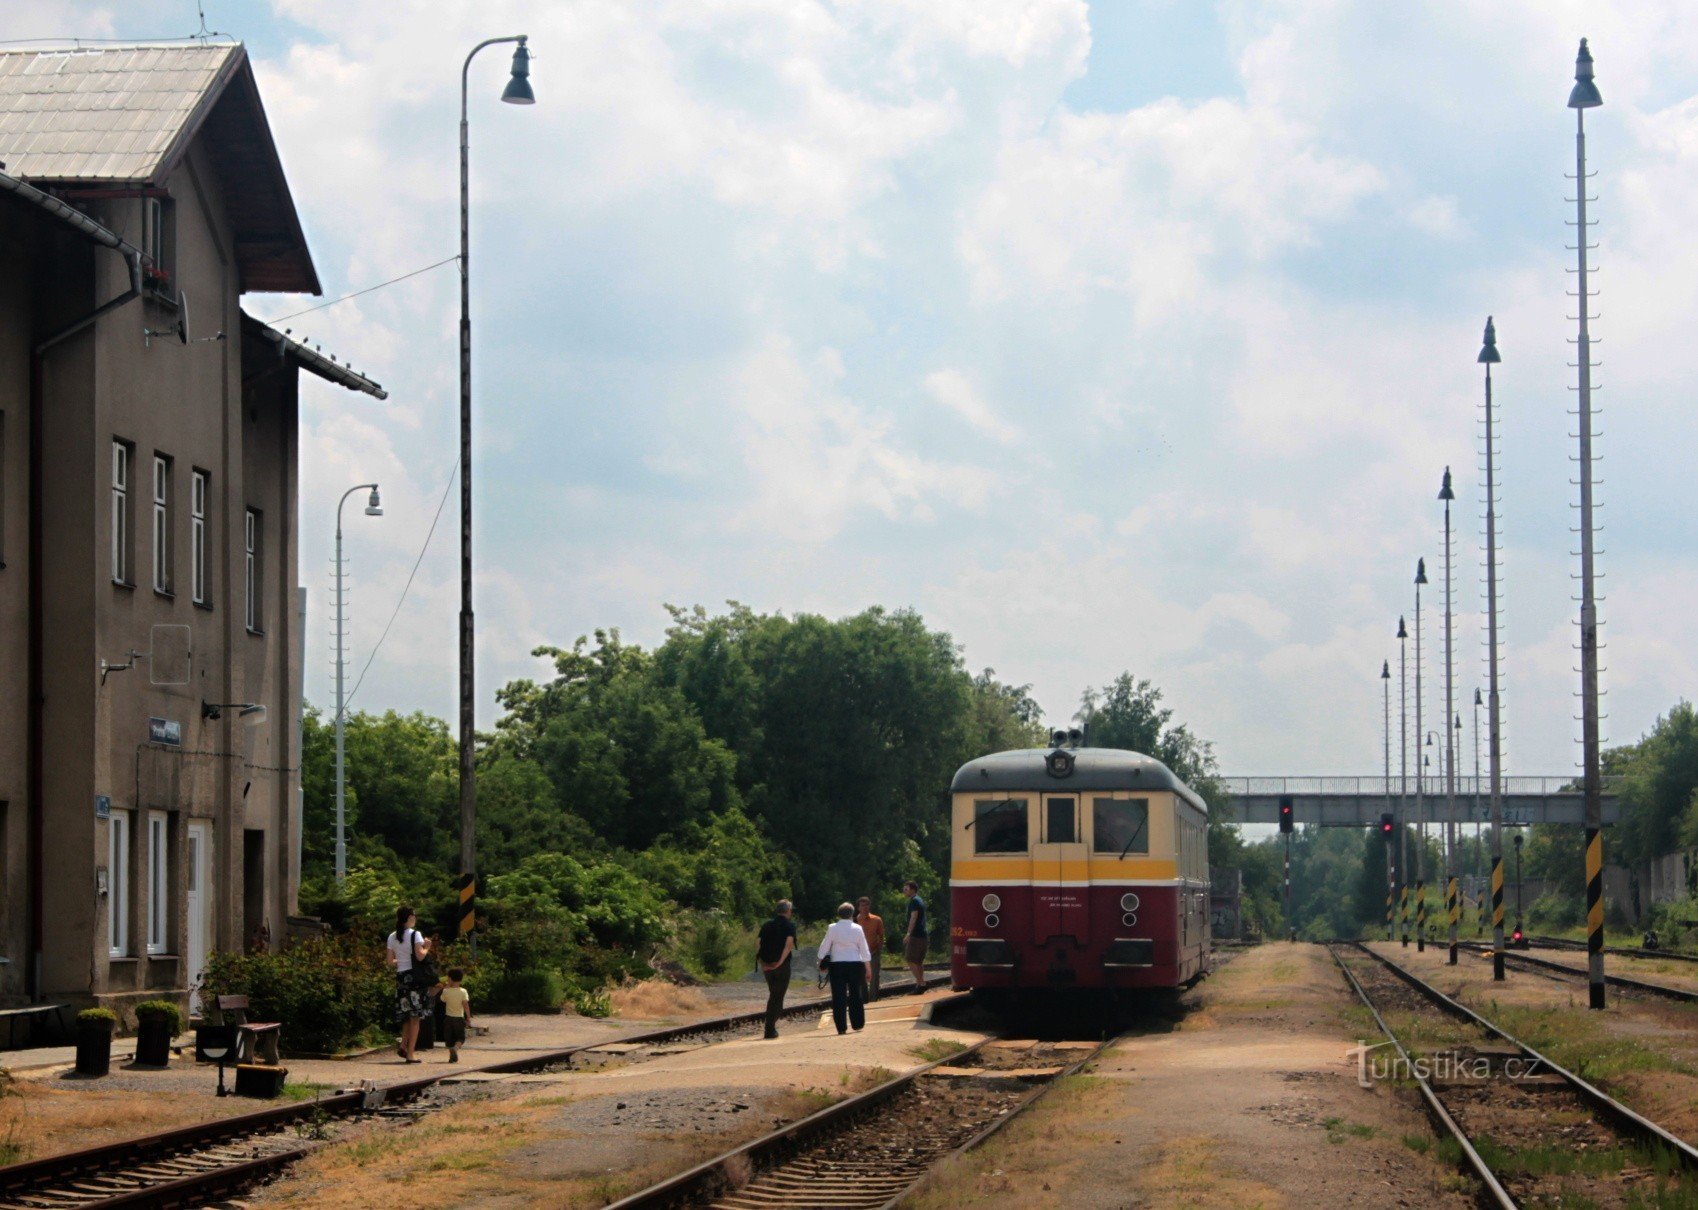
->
[901,880,929,993]
[818,903,873,1034]
[756,899,797,1040]
[855,896,886,1000]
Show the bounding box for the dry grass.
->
[1138,1135,1285,1207]
[607,979,713,1020]
[0,1080,256,1164]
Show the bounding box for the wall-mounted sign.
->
[94,794,111,819]
[149,717,182,747]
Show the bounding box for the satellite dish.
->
[176,290,190,344]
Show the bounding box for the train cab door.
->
[1033,794,1089,943]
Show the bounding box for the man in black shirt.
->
[902,880,928,993]
[756,899,797,1039]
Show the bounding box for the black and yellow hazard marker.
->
[1386,884,1395,940]
[1416,880,1426,951]
[457,871,476,938]
[1490,855,1505,980]
[1446,875,1460,963]
[1399,885,1410,946]
[1586,827,1605,1009]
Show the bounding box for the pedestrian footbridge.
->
[1215,776,1622,827]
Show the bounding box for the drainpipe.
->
[16,168,146,1001]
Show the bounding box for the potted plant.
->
[75,1007,118,1076]
[134,1000,183,1067]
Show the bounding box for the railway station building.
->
[0,44,383,1016]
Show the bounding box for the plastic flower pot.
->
[75,1009,117,1076]
[133,1000,182,1067]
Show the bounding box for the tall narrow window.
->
[111,440,131,583]
[151,454,172,594]
[0,410,7,567]
[244,508,261,632]
[147,811,169,954]
[108,811,130,957]
[141,197,175,293]
[191,470,209,605]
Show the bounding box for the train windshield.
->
[972,798,1028,853]
[1093,797,1150,856]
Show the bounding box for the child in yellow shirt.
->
[439,969,472,1063]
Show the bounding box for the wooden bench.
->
[0,1003,68,1050]
[213,995,282,1065]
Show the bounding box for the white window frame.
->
[191,470,208,605]
[151,454,171,593]
[147,811,169,955]
[111,441,130,583]
[244,508,260,631]
[108,811,130,957]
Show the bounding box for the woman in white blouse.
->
[817,902,873,1034]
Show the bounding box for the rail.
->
[1219,774,1622,796]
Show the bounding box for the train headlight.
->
[984,913,1000,929]
[1120,892,1141,912]
[1122,912,1138,927]
[981,893,1002,913]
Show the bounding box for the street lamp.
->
[1439,468,1459,966]
[1568,37,1606,1012]
[1479,315,1507,980]
[1473,688,1484,936]
[459,34,535,944]
[1414,557,1428,950]
[1398,615,1410,945]
[1382,659,1395,940]
[334,483,383,884]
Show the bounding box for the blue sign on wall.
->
[94,794,111,819]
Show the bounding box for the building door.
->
[242,830,266,950]
[1033,794,1089,943]
[186,823,209,1012]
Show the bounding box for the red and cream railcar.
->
[949,743,1210,993]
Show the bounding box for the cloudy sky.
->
[17,1,1698,776]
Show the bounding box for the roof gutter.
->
[13,168,146,1002]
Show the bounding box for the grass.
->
[1321,1116,1376,1145]
[279,1081,334,1102]
[909,1038,967,1064]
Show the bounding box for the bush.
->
[1528,892,1583,931]
[481,968,565,1014]
[135,1000,184,1034]
[680,912,738,978]
[198,934,392,1055]
[77,1007,117,1028]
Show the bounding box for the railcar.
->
[949,735,1210,997]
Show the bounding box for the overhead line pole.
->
[1441,468,1459,965]
[1479,317,1507,981]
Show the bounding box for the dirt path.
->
[908,945,1474,1209]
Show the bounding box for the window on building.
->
[191,470,209,605]
[244,509,261,632]
[973,798,1028,854]
[112,440,132,584]
[141,197,175,293]
[108,811,130,957]
[0,411,7,568]
[151,454,172,594]
[147,811,169,954]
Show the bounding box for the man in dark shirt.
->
[756,899,797,1039]
[902,880,928,993]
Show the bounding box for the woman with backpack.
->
[387,905,434,1062]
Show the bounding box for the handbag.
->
[405,931,439,988]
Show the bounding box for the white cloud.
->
[924,368,1020,444]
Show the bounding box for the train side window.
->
[1044,796,1078,844]
[1093,797,1149,856]
[973,798,1028,854]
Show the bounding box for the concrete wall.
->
[0,206,33,1001]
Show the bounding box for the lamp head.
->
[1415,557,1428,586]
[1439,466,1454,502]
[501,38,535,104]
[365,486,383,517]
[1475,687,1483,706]
[1477,315,1501,364]
[1382,660,1390,680]
[1568,38,1602,109]
[1397,616,1407,640]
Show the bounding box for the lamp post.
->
[334,483,382,884]
[1383,659,1395,940]
[1414,557,1428,949]
[1567,37,1606,1011]
[1480,316,1507,980]
[1473,689,1483,934]
[1399,616,1410,945]
[1439,469,1459,965]
[458,35,535,945]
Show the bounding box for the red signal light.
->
[1512,929,1523,943]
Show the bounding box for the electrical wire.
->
[262,255,459,324]
[343,456,458,710]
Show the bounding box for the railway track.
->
[1526,934,1698,966]
[1454,939,1698,1004]
[1332,941,1698,1207]
[608,1034,1110,1209]
[0,975,943,1210]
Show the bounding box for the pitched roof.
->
[241,312,387,399]
[0,43,319,294]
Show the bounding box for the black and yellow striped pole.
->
[1383,660,1395,942]
[1399,883,1410,945]
[1567,37,1607,1011]
[456,871,476,948]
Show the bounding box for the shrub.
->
[198,934,392,1055]
[135,1000,184,1034]
[77,1007,117,1028]
[678,911,738,979]
[570,984,612,1018]
[482,968,565,1014]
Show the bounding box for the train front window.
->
[973,798,1028,853]
[1044,797,1078,844]
[1093,797,1150,856]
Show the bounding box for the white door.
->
[186,823,209,1013]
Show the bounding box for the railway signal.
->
[1278,796,1294,834]
[1380,813,1395,836]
